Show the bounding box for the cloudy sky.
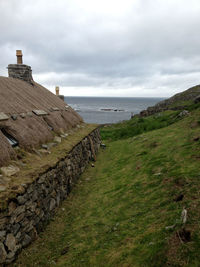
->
[0,0,200,97]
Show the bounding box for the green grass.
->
[101,110,181,141]
[169,99,193,108]
[13,108,200,267]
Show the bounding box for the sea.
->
[64,96,165,124]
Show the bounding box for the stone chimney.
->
[8,50,33,84]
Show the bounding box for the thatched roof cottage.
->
[0,50,82,166]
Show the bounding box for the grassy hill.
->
[139,84,200,117]
[13,106,200,266]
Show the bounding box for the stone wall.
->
[0,128,101,264]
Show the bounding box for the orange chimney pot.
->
[16,50,23,64]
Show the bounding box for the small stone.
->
[49,198,56,211]
[17,195,26,204]
[22,234,32,247]
[38,175,46,184]
[47,143,57,149]
[0,231,6,242]
[0,112,9,121]
[15,213,25,223]
[13,205,25,216]
[32,110,48,116]
[5,234,16,252]
[0,242,7,263]
[165,225,175,230]
[148,242,154,246]
[154,172,162,176]
[6,251,15,261]
[16,231,21,240]
[178,110,189,117]
[11,114,18,120]
[41,144,48,150]
[0,231,6,238]
[1,165,20,177]
[20,113,26,118]
[100,143,106,149]
[54,136,62,143]
[12,224,20,235]
[8,201,17,214]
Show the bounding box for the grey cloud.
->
[0,0,200,96]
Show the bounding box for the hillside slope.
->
[140,84,200,116]
[14,107,200,267]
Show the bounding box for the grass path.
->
[13,110,200,267]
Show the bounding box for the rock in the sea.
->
[0,165,20,177]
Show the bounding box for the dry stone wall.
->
[0,128,101,265]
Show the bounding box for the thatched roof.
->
[0,76,83,166]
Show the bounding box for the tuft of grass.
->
[13,108,200,267]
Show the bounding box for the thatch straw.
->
[0,131,16,166]
[0,76,83,166]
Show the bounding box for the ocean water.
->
[64,96,164,124]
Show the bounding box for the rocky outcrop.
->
[0,128,101,264]
[140,84,200,117]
